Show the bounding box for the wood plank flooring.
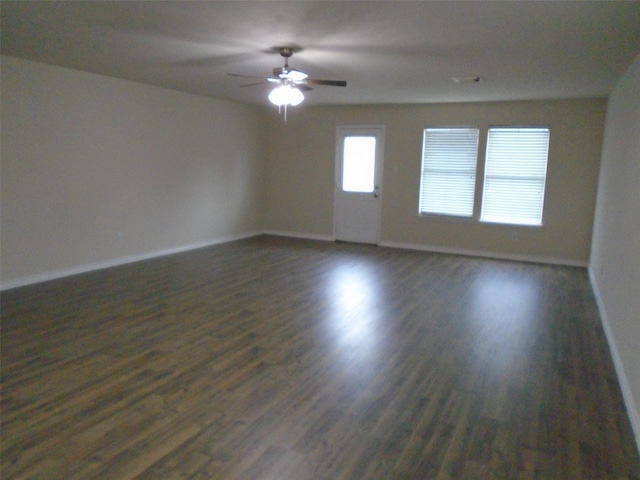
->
[2,235,639,479]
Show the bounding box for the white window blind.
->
[419,127,479,217]
[481,127,550,226]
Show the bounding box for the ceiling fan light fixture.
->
[268,84,304,107]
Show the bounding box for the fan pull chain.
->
[276,104,287,124]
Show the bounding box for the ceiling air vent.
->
[452,76,483,83]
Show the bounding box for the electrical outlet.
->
[511,232,519,241]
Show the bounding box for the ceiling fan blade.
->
[297,85,313,92]
[306,79,347,87]
[228,73,264,79]
[240,82,270,87]
[274,67,308,81]
[286,69,308,81]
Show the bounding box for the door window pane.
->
[342,136,376,192]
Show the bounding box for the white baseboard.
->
[378,240,588,267]
[0,231,262,291]
[0,231,589,290]
[262,230,334,242]
[588,267,640,455]
[262,234,588,267]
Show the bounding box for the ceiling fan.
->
[229,47,346,121]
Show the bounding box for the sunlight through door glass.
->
[342,136,376,192]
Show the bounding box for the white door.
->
[334,126,384,244]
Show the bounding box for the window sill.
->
[479,219,544,228]
[418,213,475,224]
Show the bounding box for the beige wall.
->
[0,56,609,289]
[264,99,606,264]
[1,56,267,287]
[590,53,640,447]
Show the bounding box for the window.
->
[342,136,376,193]
[419,127,479,217]
[480,127,550,226]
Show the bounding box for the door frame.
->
[333,125,385,244]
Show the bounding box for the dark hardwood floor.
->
[2,235,639,479]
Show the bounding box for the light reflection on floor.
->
[323,259,385,372]
[466,266,541,374]
[321,255,546,386]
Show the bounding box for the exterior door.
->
[334,126,384,244]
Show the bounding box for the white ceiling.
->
[2,1,640,107]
